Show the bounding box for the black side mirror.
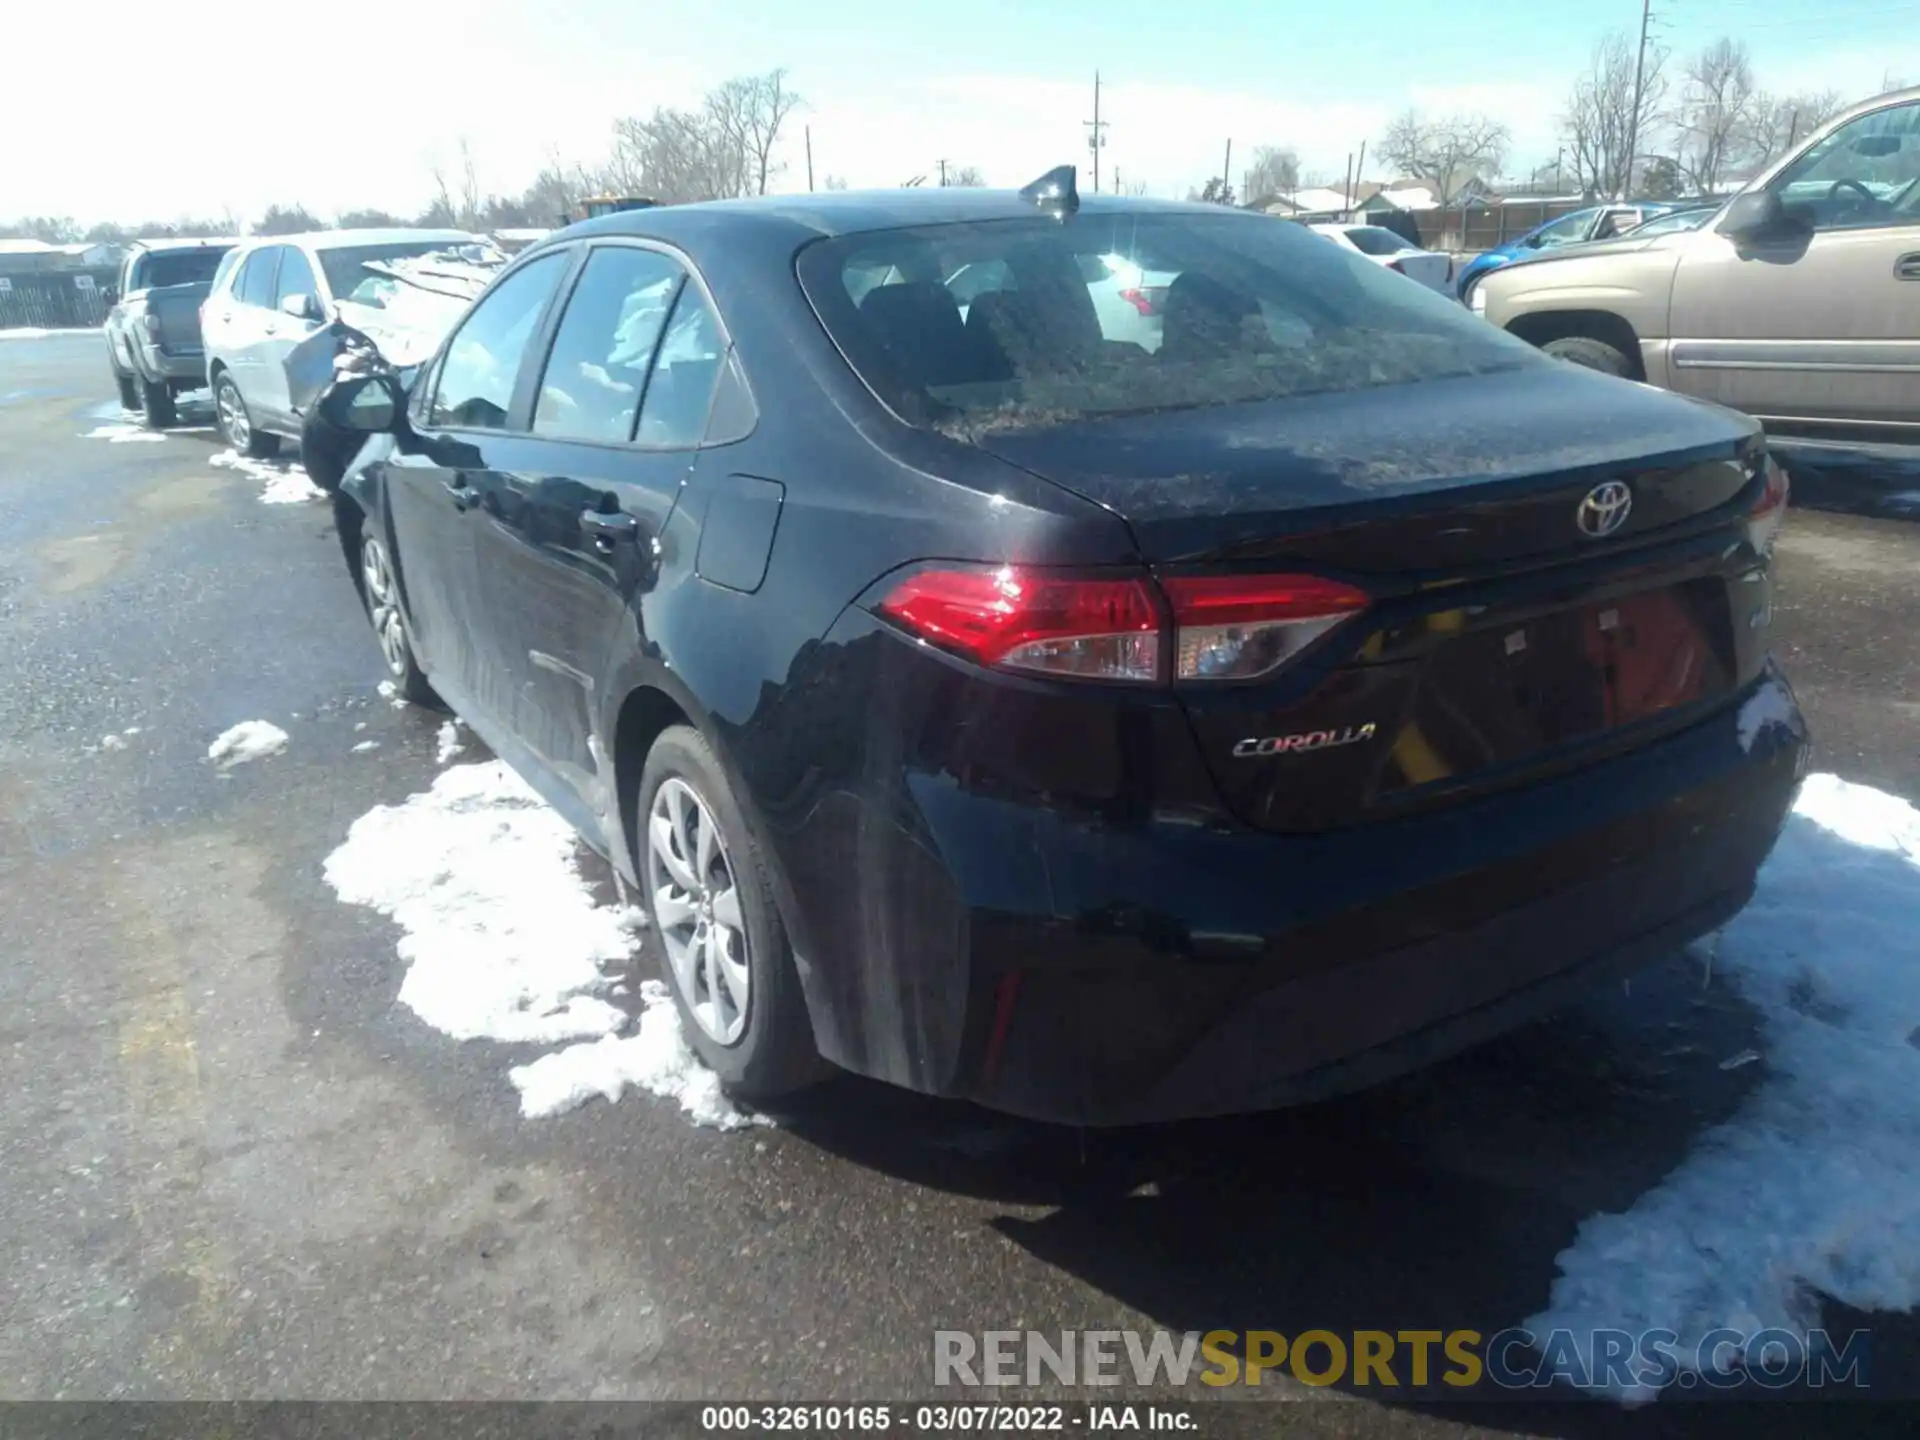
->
[1720,189,1800,240]
[319,373,404,433]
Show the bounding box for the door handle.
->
[1897,253,1920,281]
[442,478,478,511]
[579,508,640,551]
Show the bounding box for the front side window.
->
[533,247,684,442]
[1773,101,1920,230]
[799,211,1539,430]
[275,248,319,308]
[236,248,280,308]
[1343,227,1414,257]
[425,253,568,431]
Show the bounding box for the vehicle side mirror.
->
[319,373,404,433]
[1720,189,1800,241]
[279,292,322,322]
[103,287,120,305]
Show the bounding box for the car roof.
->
[545,188,1256,250]
[241,228,477,250]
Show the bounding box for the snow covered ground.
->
[209,448,325,504]
[207,719,289,770]
[323,759,760,1130]
[1529,772,1920,1400]
[0,326,98,340]
[82,422,167,443]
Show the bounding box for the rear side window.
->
[799,211,1538,430]
[134,248,231,288]
[236,249,280,308]
[635,287,725,447]
[1343,227,1414,256]
[533,246,684,442]
[426,253,568,431]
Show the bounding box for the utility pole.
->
[1342,153,1353,210]
[1083,71,1108,192]
[1786,108,1802,148]
[1624,0,1653,198]
[937,158,948,187]
[1222,138,1232,201]
[805,126,814,192]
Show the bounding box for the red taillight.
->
[875,567,1163,682]
[1119,286,1166,316]
[1748,454,1790,553]
[874,567,1370,684]
[1161,574,1371,681]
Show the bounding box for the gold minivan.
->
[1474,86,1920,447]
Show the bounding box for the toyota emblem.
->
[1576,480,1633,538]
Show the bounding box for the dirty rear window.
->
[797,211,1540,431]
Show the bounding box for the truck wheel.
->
[113,366,139,412]
[138,377,177,429]
[1542,335,1635,378]
[214,372,280,458]
[638,725,825,1100]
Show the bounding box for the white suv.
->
[202,228,474,455]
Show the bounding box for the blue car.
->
[1455,202,1683,299]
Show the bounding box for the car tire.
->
[113,365,139,412]
[638,725,823,1099]
[341,500,440,708]
[138,377,177,429]
[1542,335,1636,378]
[213,371,281,458]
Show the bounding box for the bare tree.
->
[1242,144,1300,201]
[737,68,803,195]
[822,174,850,191]
[1676,38,1757,193]
[336,208,408,229]
[946,165,985,187]
[253,204,325,235]
[1561,30,1668,198]
[1378,109,1509,208]
[0,216,80,242]
[1743,89,1845,168]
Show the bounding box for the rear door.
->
[1667,96,1920,429]
[258,244,325,425]
[382,250,573,716]
[463,241,726,819]
[223,246,281,406]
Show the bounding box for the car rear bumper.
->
[785,663,1807,1126]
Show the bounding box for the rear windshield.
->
[134,248,230,288]
[320,242,470,306]
[798,211,1538,431]
[1343,226,1415,256]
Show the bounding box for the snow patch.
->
[510,980,765,1129]
[351,740,380,754]
[324,761,755,1128]
[98,733,128,752]
[376,680,410,710]
[1736,683,1800,752]
[435,720,466,765]
[83,423,167,444]
[210,448,325,504]
[1526,773,1920,1401]
[207,720,289,770]
[0,326,97,340]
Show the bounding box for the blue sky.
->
[7,0,1913,223]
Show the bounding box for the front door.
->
[225,246,282,410]
[258,244,324,427]
[1668,96,1920,430]
[464,242,726,829]
[382,250,574,712]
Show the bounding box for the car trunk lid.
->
[973,365,1772,831]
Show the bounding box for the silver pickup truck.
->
[104,238,238,427]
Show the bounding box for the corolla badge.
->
[1576,480,1633,538]
[1233,723,1377,758]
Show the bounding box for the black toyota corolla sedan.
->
[320,170,1808,1125]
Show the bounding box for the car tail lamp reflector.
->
[876,567,1163,682]
[1119,286,1167,316]
[876,567,1371,684]
[1161,574,1371,681]
[1749,454,1790,554]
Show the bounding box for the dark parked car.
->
[319,175,1807,1125]
[103,238,237,426]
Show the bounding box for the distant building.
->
[0,239,121,275]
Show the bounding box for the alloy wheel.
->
[359,535,409,678]
[217,378,250,450]
[646,776,750,1045]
